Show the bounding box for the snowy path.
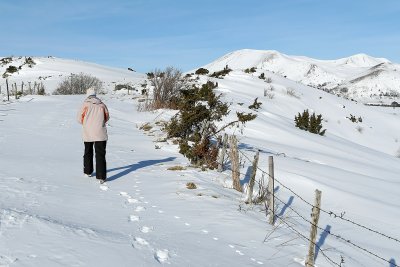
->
[0,96,289,266]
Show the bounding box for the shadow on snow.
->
[101,157,176,182]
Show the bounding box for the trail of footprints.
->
[117,175,264,265]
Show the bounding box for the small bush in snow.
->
[209,65,232,79]
[264,86,275,99]
[167,166,187,171]
[145,67,188,110]
[195,68,209,75]
[53,73,103,95]
[248,98,262,110]
[286,88,300,98]
[0,57,12,66]
[115,83,134,91]
[347,114,362,123]
[294,109,326,136]
[139,123,153,131]
[186,182,197,189]
[258,73,265,80]
[2,65,18,78]
[244,67,256,73]
[25,57,36,67]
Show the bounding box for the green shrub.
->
[166,82,255,168]
[248,98,262,110]
[258,73,265,79]
[347,114,362,123]
[244,67,256,73]
[6,65,18,74]
[209,65,232,78]
[295,109,326,135]
[195,68,209,75]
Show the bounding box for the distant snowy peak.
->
[201,49,399,101]
[203,49,390,72]
[334,53,390,68]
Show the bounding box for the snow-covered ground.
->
[1,54,400,266]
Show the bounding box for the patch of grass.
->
[139,123,153,131]
[186,182,197,189]
[167,166,187,171]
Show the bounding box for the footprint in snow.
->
[140,226,153,233]
[99,184,108,191]
[154,249,169,263]
[132,237,149,249]
[251,258,264,265]
[119,192,129,197]
[127,198,139,204]
[129,215,140,222]
[135,206,146,212]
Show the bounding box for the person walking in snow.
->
[77,88,110,183]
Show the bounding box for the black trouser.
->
[84,141,107,180]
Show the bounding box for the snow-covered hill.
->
[0,56,145,95]
[201,49,400,102]
[1,55,399,266]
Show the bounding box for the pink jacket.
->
[77,96,110,142]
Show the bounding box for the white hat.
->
[86,87,96,97]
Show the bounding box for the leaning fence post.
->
[247,150,260,203]
[230,135,242,192]
[218,133,228,172]
[267,156,275,225]
[305,189,322,267]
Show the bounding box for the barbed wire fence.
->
[215,134,399,267]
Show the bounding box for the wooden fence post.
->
[14,83,17,99]
[218,133,228,172]
[247,150,259,203]
[230,135,242,192]
[267,156,275,225]
[6,79,10,101]
[305,189,322,267]
[21,81,24,95]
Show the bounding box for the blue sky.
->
[1,0,399,72]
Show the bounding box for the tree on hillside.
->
[166,82,256,168]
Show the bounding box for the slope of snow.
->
[0,56,145,94]
[1,58,399,266]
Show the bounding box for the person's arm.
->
[77,103,88,124]
[103,104,110,123]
